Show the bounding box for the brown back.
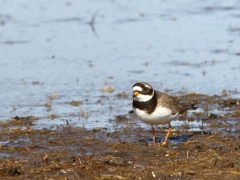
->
[155,90,197,114]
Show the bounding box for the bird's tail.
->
[180,103,197,113]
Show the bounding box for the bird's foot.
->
[162,141,167,146]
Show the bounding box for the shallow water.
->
[0,0,240,130]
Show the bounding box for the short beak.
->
[133,91,139,97]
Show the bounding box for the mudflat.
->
[1,94,240,179]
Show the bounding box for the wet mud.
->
[1,1,240,179]
[1,94,240,179]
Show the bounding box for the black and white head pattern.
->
[132,82,154,102]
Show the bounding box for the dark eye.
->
[143,87,148,91]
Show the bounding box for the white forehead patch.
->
[133,86,143,91]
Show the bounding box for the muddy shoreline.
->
[1,0,240,179]
[1,94,240,179]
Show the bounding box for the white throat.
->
[133,91,154,102]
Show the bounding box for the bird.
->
[132,82,197,146]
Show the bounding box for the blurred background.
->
[0,0,240,130]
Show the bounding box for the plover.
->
[132,82,197,145]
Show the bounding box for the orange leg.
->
[162,123,172,145]
[151,124,156,146]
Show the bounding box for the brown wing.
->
[155,90,196,114]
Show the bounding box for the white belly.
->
[133,107,179,125]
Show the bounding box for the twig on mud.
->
[167,158,173,166]
[80,109,88,119]
[51,160,58,167]
[112,142,120,149]
[210,149,222,160]
[107,132,112,142]
[221,170,240,175]
[100,174,126,179]
[43,154,48,164]
[66,119,69,125]
[206,134,216,139]
[87,153,94,165]
[52,152,61,158]
[184,140,197,145]
[213,158,217,166]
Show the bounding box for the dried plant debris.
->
[10,116,39,124]
[208,113,218,119]
[95,99,102,104]
[49,92,58,100]
[0,125,240,179]
[116,91,128,98]
[114,115,134,122]
[128,110,134,114]
[0,93,240,179]
[44,102,51,108]
[80,109,88,118]
[48,114,58,120]
[70,100,83,106]
[32,81,40,85]
[222,98,239,106]
[0,116,40,127]
[100,86,114,93]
